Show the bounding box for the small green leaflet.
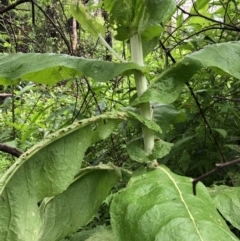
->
[127,138,173,163]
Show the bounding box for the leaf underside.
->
[0,112,126,241]
[0,53,143,85]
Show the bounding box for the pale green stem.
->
[98,34,126,62]
[130,34,155,160]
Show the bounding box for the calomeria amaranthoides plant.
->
[71,0,176,165]
[1,0,240,240]
[71,1,167,165]
[71,1,240,241]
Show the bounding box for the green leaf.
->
[69,226,116,241]
[71,3,105,38]
[111,166,238,241]
[0,53,144,85]
[85,228,116,241]
[190,0,210,12]
[188,16,212,27]
[213,128,227,138]
[38,165,120,241]
[127,138,172,163]
[104,0,176,41]
[140,0,176,41]
[0,111,127,241]
[150,139,173,159]
[104,0,148,40]
[127,110,162,133]
[172,136,195,149]
[132,42,240,106]
[142,36,159,57]
[224,144,240,152]
[69,230,94,241]
[153,104,184,137]
[209,185,240,230]
[126,138,150,163]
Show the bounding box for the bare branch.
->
[0,0,30,14]
[0,143,23,157]
[192,158,240,195]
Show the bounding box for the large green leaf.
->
[104,0,176,41]
[0,53,143,85]
[139,0,176,42]
[71,3,105,38]
[110,166,238,241]
[0,112,126,241]
[209,185,240,230]
[132,42,240,106]
[38,165,120,241]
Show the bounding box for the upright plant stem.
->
[11,85,16,139]
[130,34,155,158]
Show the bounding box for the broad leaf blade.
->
[110,166,238,241]
[104,0,138,40]
[153,104,186,138]
[38,165,120,241]
[209,185,240,230]
[71,3,105,37]
[0,53,143,85]
[150,139,173,159]
[127,138,150,163]
[0,112,127,241]
[140,0,176,41]
[133,42,240,106]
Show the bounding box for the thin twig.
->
[192,158,240,195]
[0,0,30,14]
